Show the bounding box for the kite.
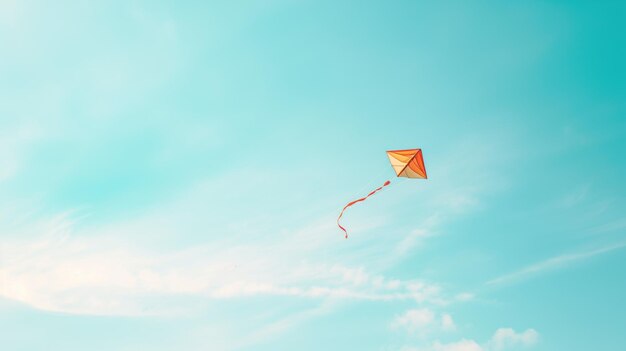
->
[337,148,427,238]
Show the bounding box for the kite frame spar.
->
[337,148,427,239]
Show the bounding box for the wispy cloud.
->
[393,308,436,334]
[234,301,337,349]
[488,328,539,351]
[487,242,626,286]
[431,339,483,351]
[392,308,456,336]
[401,328,538,351]
[0,210,445,316]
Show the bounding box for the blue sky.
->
[1,1,625,350]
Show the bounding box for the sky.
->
[1,1,625,350]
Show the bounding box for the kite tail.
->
[337,180,391,239]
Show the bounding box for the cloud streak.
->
[0,212,446,316]
[487,241,626,286]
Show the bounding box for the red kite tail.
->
[337,180,391,239]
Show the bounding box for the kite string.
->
[337,180,391,239]
[332,165,391,215]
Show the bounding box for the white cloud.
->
[0,211,445,316]
[333,266,370,286]
[392,309,456,335]
[401,327,538,351]
[488,328,539,351]
[441,313,456,331]
[235,301,336,349]
[403,339,483,351]
[393,308,436,333]
[395,214,440,255]
[432,339,483,351]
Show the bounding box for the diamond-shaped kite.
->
[386,148,427,179]
[337,148,428,238]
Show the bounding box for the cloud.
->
[392,308,455,335]
[393,308,436,333]
[401,328,538,351]
[235,301,337,349]
[487,242,626,286]
[395,214,441,255]
[441,313,456,331]
[432,339,483,351]
[0,211,446,316]
[402,339,483,351]
[488,328,539,351]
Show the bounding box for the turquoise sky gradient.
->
[1,1,625,350]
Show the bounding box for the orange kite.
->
[337,148,427,238]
